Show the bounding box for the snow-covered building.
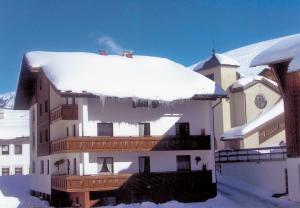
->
[251,33,300,202]
[0,109,30,176]
[193,51,283,150]
[14,51,226,207]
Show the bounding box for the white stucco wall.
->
[287,158,300,202]
[220,161,287,194]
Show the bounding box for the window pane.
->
[176,155,191,171]
[139,123,150,136]
[15,168,23,175]
[97,123,113,136]
[176,123,190,136]
[139,156,150,173]
[2,145,9,155]
[15,144,22,154]
[2,168,9,175]
[98,157,113,173]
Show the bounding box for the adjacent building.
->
[0,109,30,175]
[14,51,226,207]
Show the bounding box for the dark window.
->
[132,100,149,108]
[47,160,49,175]
[39,103,43,116]
[97,123,113,136]
[44,100,48,113]
[176,155,191,171]
[205,73,215,81]
[40,160,44,174]
[139,156,150,173]
[73,125,76,137]
[15,167,23,175]
[45,129,49,142]
[2,168,9,176]
[14,144,22,155]
[40,131,43,143]
[97,157,113,173]
[66,127,69,137]
[32,161,35,174]
[176,123,190,136]
[2,145,9,155]
[73,158,77,175]
[139,123,150,136]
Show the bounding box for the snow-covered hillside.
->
[0,92,15,109]
[190,34,299,76]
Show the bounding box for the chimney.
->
[123,50,133,58]
[99,50,108,56]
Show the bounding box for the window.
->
[72,124,76,136]
[139,123,150,136]
[2,145,9,155]
[132,100,149,108]
[44,100,48,113]
[39,103,43,116]
[32,161,35,174]
[14,144,22,155]
[45,129,49,142]
[15,167,23,175]
[66,127,69,137]
[97,157,113,174]
[176,155,191,171]
[39,131,43,143]
[176,123,190,136]
[47,160,49,175]
[40,160,44,174]
[255,94,267,109]
[205,73,215,81]
[139,156,150,173]
[73,158,77,175]
[2,168,9,176]
[97,123,113,136]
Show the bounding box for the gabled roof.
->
[251,34,300,73]
[15,51,227,109]
[194,53,240,72]
[221,99,284,140]
[229,75,279,93]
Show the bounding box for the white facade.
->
[287,158,300,202]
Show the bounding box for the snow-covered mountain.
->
[0,92,15,109]
[190,34,299,77]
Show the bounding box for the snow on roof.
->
[194,53,239,71]
[25,51,226,102]
[0,109,29,139]
[231,75,277,90]
[190,34,296,76]
[222,99,284,140]
[251,34,300,73]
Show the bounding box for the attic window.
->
[132,100,149,108]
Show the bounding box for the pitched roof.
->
[194,53,240,72]
[15,51,226,109]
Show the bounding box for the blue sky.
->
[0,0,300,93]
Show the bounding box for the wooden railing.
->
[51,170,213,193]
[50,104,78,123]
[52,174,131,192]
[216,146,287,163]
[50,135,211,154]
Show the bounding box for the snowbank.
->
[0,109,29,139]
[251,34,300,73]
[25,51,225,102]
[222,99,283,140]
[0,176,48,208]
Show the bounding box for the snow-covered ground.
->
[0,175,299,208]
[0,176,48,208]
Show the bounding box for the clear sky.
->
[0,0,300,93]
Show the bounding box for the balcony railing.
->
[50,135,211,154]
[51,170,213,193]
[51,174,131,192]
[50,104,78,123]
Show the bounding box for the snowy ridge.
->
[0,92,15,109]
[251,34,300,73]
[231,75,277,89]
[24,51,226,102]
[222,99,283,140]
[0,109,29,139]
[190,34,297,76]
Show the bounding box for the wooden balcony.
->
[51,174,131,192]
[50,104,78,123]
[50,135,211,154]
